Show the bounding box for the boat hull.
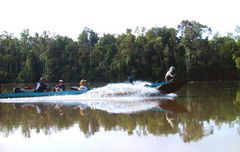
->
[150,80,187,94]
[0,90,87,99]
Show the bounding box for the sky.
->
[0,0,239,39]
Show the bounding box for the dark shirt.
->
[35,82,48,92]
[53,84,65,91]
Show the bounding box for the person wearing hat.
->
[78,79,88,91]
[35,77,49,92]
[165,66,176,82]
[53,80,65,92]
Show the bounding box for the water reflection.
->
[0,82,240,144]
[0,98,223,142]
[0,99,186,138]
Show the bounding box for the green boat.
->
[0,80,187,99]
[0,90,88,99]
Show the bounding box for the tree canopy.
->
[0,20,240,83]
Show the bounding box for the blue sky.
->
[0,0,239,39]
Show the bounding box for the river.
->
[0,81,240,152]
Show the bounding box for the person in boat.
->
[35,77,49,92]
[78,79,88,91]
[128,76,134,84]
[53,80,65,92]
[165,66,176,82]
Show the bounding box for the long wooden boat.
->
[149,80,187,94]
[0,90,88,99]
[0,80,187,98]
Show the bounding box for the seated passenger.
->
[53,80,65,92]
[35,77,49,92]
[78,79,88,91]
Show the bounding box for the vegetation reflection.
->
[0,82,240,142]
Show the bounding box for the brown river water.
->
[0,81,239,152]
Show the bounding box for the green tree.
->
[111,29,136,81]
[210,33,237,80]
[18,50,42,82]
[77,28,99,80]
[177,20,212,78]
[44,36,73,82]
[92,34,117,81]
[0,32,21,82]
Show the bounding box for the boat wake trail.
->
[83,81,160,97]
[0,81,177,114]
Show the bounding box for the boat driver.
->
[165,66,176,82]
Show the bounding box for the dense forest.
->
[1,20,240,83]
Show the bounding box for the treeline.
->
[1,20,240,83]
